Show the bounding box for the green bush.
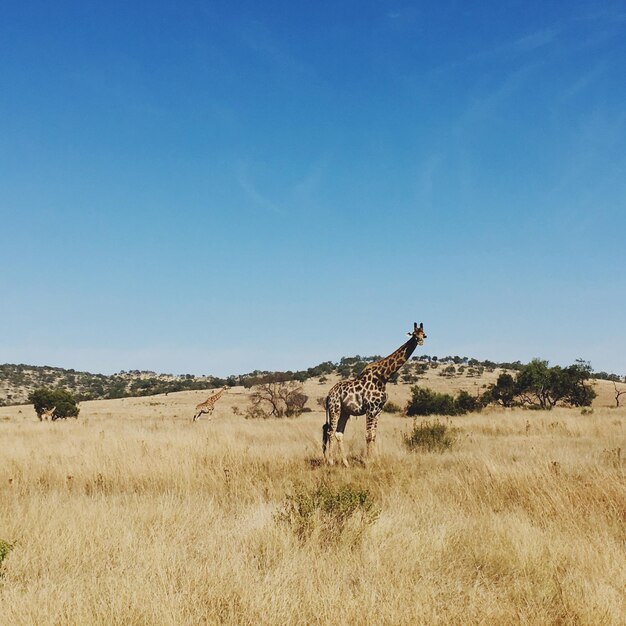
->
[406,386,459,416]
[455,390,478,413]
[403,419,457,452]
[276,482,379,543]
[0,539,12,572]
[28,388,79,420]
[406,386,482,416]
[383,401,402,413]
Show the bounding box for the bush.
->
[276,482,379,543]
[403,419,457,452]
[28,388,79,420]
[0,539,12,573]
[455,390,478,413]
[406,386,459,416]
[439,365,457,377]
[383,401,402,413]
[244,406,271,420]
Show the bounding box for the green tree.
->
[29,388,80,420]
[559,360,596,407]
[487,372,517,407]
[512,359,596,409]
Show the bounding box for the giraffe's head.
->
[408,322,427,346]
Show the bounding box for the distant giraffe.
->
[193,387,228,422]
[39,406,56,421]
[324,322,427,466]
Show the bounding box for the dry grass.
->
[0,379,624,625]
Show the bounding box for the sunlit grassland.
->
[0,386,624,625]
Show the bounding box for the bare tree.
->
[248,380,308,418]
[614,382,626,408]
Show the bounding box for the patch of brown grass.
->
[0,395,624,625]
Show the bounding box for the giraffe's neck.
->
[361,336,418,383]
[211,389,225,401]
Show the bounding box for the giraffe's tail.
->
[322,396,330,452]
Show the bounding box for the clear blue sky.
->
[1,1,625,376]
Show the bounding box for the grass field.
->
[0,376,624,625]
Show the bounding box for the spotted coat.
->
[193,387,227,422]
[323,323,426,466]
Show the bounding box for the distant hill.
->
[1,356,622,407]
[0,364,224,407]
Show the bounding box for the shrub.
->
[244,406,271,420]
[28,388,79,420]
[455,390,478,413]
[406,386,459,416]
[0,539,12,572]
[403,419,457,452]
[276,482,379,544]
[439,365,457,377]
[383,401,402,413]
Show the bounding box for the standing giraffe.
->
[39,406,56,421]
[192,387,228,422]
[323,322,427,466]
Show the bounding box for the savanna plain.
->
[0,374,624,625]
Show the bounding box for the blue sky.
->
[1,1,625,376]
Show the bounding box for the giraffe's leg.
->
[324,400,341,466]
[193,409,202,422]
[335,411,350,468]
[365,410,382,459]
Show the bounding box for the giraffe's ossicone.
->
[323,322,427,466]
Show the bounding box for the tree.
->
[487,373,517,407]
[559,360,596,407]
[248,381,308,418]
[514,359,556,409]
[352,361,367,377]
[614,382,626,408]
[337,364,352,379]
[439,365,457,378]
[29,388,79,420]
[496,358,596,409]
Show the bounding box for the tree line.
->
[2,355,622,407]
[405,359,598,416]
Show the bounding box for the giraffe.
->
[323,322,427,466]
[192,387,228,422]
[39,406,56,421]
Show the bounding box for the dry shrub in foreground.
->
[0,539,12,573]
[403,418,457,452]
[275,481,379,544]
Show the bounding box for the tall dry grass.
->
[0,390,624,625]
